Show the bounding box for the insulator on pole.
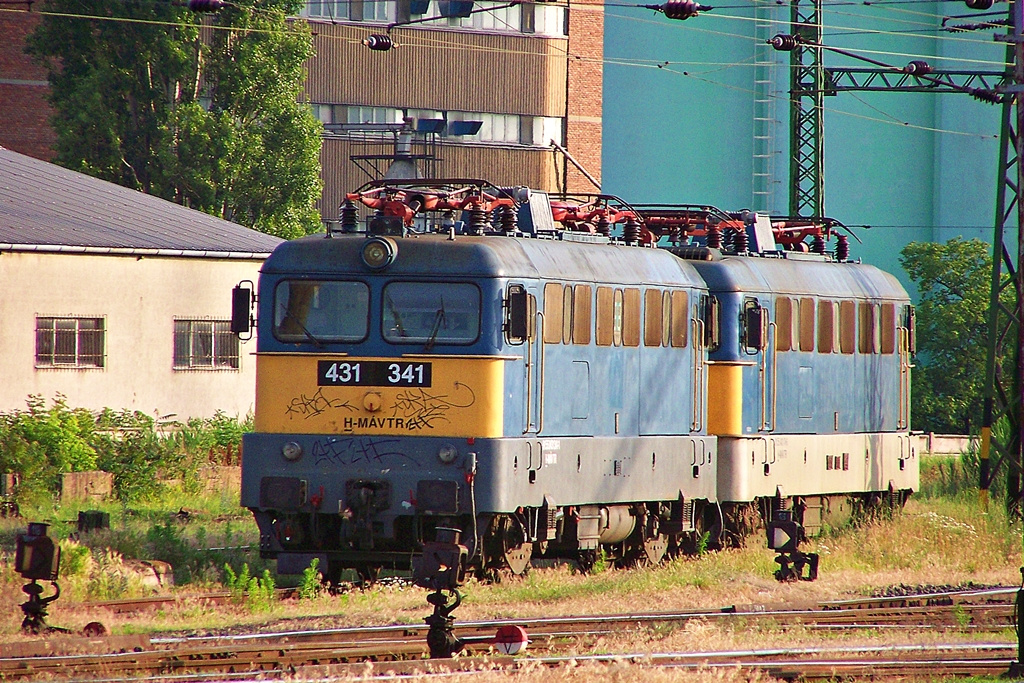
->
[904,60,932,75]
[971,88,1003,104]
[658,0,711,20]
[965,0,993,9]
[187,0,226,11]
[767,33,799,51]
[363,34,395,51]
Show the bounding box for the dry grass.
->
[290,661,780,683]
[0,496,1020,661]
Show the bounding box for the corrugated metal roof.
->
[0,148,285,257]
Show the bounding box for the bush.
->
[0,396,249,504]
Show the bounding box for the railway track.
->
[3,587,1018,681]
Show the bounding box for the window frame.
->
[622,288,641,347]
[644,288,663,347]
[543,282,564,344]
[173,319,240,370]
[381,281,481,345]
[35,316,106,369]
[596,286,614,346]
[572,284,592,345]
[274,279,371,344]
[799,297,816,352]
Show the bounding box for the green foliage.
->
[0,396,249,505]
[0,396,97,492]
[224,561,252,599]
[26,0,322,238]
[225,562,276,611]
[695,531,711,556]
[298,557,322,600]
[899,238,996,434]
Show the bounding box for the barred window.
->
[174,320,240,370]
[35,317,105,368]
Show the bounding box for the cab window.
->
[382,282,480,344]
[274,280,369,343]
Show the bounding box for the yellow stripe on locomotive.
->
[254,353,507,437]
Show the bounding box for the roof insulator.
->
[965,0,993,9]
[363,34,395,51]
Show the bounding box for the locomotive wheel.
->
[621,508,668,568]
[483,514,531,580]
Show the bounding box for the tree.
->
[899,237,994,434]
[26,0,322,239]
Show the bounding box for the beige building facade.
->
[0,149,282,420]
[0,250,263,419]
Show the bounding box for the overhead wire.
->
[616,57,1000,138]
[2,0,1008,136]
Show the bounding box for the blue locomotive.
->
[234,180,917,583]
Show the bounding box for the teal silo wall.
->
[602,1,1007,294]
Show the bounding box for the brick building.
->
[0,0,605,224]
[0,9,55,161]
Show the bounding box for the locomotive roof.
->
[262,233,708,288]
[690,254,909,301]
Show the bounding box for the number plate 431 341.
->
[317,360,432,387]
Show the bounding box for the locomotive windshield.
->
[382,282,480,345]
[273,280,369,343]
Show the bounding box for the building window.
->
[36,317,105,368]
[174,320,240,370]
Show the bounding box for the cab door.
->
[743,297,775,433]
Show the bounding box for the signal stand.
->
[20,580,68,635]
[766,509,819,582]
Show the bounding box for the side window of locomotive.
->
[799,297,815,352]
[670,290,688,347]
[543,282,563,344]
[817,300,836,354]
[613,289,625,346]
[274,280,369,343]
[644,289,663,347]
[623,288,641,347]
[880,302,896,354]
[839,300,856,354]
[573,284,592,345]
[903,304,917,354]
[661,291,672,347]
[858,302,877,354]
[504,284,536,344]
[775,297,792,351]
[596,286,614,346]
[702,295,721,351]
[743,298,768,353]
[562,284,574,343]
[382,282,480,344]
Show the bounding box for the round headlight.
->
[282,441,303,461]
[361,236,397,270]
[438,444,458,464]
